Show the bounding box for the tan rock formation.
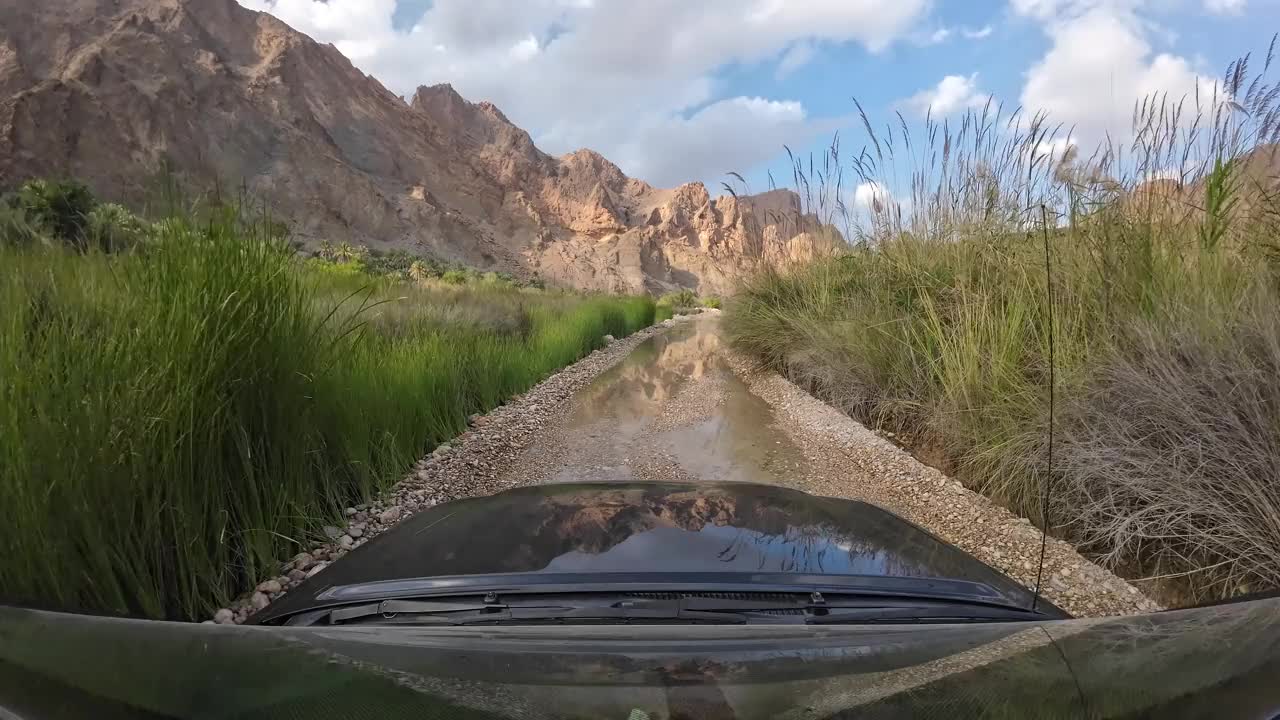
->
[0,0,835,294]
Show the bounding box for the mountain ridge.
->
[0,0,832,293]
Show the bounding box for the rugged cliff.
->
[0,0,833,293]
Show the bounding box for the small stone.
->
[213,608,234,625]
[202,619,216,625]
[603,334,616,343]
[344,507,357,517]
[467,413,481,425]
[339,534,354,549]
[256,579,282,594]
[354,511,368,522]
[322,525,343,540]
[305,561,329,579]
[433,443,452,458]
[378,506,403,524]
[287,569,306,583]
[348,526,364,539]
[250,592,270,611]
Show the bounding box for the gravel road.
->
[217,312,1158,623]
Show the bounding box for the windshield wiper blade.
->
[326,598,749,626]
[806,606,1040,625]
[320,594,1040,627]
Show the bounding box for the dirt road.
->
[223,313,1157,623]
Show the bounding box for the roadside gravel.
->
[210,316,698,624]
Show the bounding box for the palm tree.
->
[334,241,356,263]
[317,241,337,261]
[408,260,430,283]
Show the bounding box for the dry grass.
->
[728,39,1280,602]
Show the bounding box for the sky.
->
[237,0,1278,206]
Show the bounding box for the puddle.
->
[545,316,809,485]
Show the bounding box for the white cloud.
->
[1204,0,1246,14]
[776,42,816,79]
[587,97,835,187]
[900,73,987,117]
[853,181,895,213]
[1033,137,1078,162]
[915,24,992,46]
[1015,1,1217,150]
[238,0,928,187]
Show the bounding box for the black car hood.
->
[256,482,1051,623]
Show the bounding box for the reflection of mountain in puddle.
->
[551,317,809,485]
[546,524,909,576]
[529,488,930,579]
[568,319,725,428]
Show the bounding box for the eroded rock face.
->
[0,0,833,294]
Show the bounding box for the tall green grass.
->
[728,43,1280,602]
[0,208,654,620]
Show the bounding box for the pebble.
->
[256,579,282,594]
[250,592,270,611]
[305,561,329,579]
[321,525,343,541]
[378,507,403,524]
[213,608,234,625]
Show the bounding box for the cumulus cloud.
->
[588,97,838,188]
[915,24,993,46]
[775,42,817,80]
[900,73,987,117]
[1204,0,1246,14]
[1015,0,1217,150]
[238,0,928,186]
[853,181,895,213]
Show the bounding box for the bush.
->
[658,288,698,308]
[700,296,722,309]
[441,269,468,285]
[86,203,148,252]
[6,180,98,250]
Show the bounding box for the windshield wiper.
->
[325,598,750,625]
[318,593,1040,627]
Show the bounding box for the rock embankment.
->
[210,317,695,624]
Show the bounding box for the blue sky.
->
[241,0,1275,205]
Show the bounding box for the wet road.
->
[506,314,811,487]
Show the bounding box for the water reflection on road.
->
[545,315,809,485]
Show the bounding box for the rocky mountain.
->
[0,0,833,294]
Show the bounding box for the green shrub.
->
[700,296,722,309]
[6,180,98,250]
[441,269,468,285]
[85,203,148,252]
[658,288,698,308]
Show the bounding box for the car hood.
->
[257,482,1049,623]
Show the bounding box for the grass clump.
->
[0,198,655,621]
[727,43,1280,602]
